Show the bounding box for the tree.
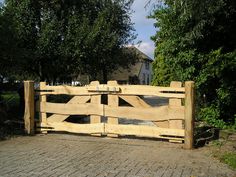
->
[2,0,136,83]
[0,3,29,85]
[151,0,236,127]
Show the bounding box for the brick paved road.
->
[0,134,235,177]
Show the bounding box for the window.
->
[145,61,149,70]
[142,73,146,85]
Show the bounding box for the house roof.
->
[108,47,152,81]
[133,46,153,62]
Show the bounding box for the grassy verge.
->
[209,130,236,170]
[219,152,236,169]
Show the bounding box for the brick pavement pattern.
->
[0,134,235,177]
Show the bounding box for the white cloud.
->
[131,0,155,25]
[134,41,155,59]
[129,0,156,59]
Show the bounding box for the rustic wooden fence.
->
[24,80,195,149]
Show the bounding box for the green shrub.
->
[199,104,226,129]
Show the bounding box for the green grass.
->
[219,152,236,169]
[1,92,19,106]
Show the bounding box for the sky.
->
[0,0,156,58]
[131,0,156,59]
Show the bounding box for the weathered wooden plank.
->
[90,96,102,122]
[169,81,183,130]
[153,121,169,128]
[105,124,184,139]
[87,85,120,92]
[38,83,185,98]
[40,102,103,115]
[90,81,102,136]
[38,85,94,95]
[184,81,195,149]
[23,81,35,135]
[47,96,90,123]
[40,102,184,122]
[38,122,104,134]
[118,85,185,98]
[119,94,170,129]
[39,82,47,133]
[169,139,183,143]
[119,95,151,108]
[107,81,119,137]
[105,105,184,121]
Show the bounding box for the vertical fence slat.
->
[24,81,35,135]
[90,81,102,136]
[169,81,183,143]
[39,82,47,133]
[184,81,195,149]
[107,81,119,137]
[169,81,183,130]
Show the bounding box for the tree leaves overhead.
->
[151,0,236,126]
[1,0,136,83]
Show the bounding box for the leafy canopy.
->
[0,0,136,83]
[151,0,236,127]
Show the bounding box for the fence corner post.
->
[184,81,195,149]
[24,80,35,135]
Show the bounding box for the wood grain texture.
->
[184,81,195,149]
[32,80,196,145]
[47,96,90,123]
[24,81,35,135]
[105,124,184,139]
[107,81,119,137]
[38,84,185,98]
[119,95,151,108]
[38,122,104,134]
[104,105,184,121]
[39,82,47,133]
[40,102,184,121]
[90,81,102,136]
[169,81,183,130]
[40,102,103,115]
[118,85,185,98]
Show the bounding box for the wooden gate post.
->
[107,81,119,137]
[184,81,195,149]
[39,82,48,133]
[90,81,102,136]
[24,81,35,135]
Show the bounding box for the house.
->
[72,47,153,85]
[108,47,153,85]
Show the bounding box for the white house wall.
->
[138,61,152,85]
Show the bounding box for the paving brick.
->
[0,134,235,177]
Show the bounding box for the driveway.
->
[0,134,235,177]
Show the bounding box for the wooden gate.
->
[24,80,195,149]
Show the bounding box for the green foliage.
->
[199,105,226,129]
[1,0,136,83]
[151,0,236,127]
[220,152,236,169]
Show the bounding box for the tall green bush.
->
[151,0,236,128]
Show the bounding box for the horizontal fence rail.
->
[24,80,195,149]
[37,84,185,98]
[37,103,184,121]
